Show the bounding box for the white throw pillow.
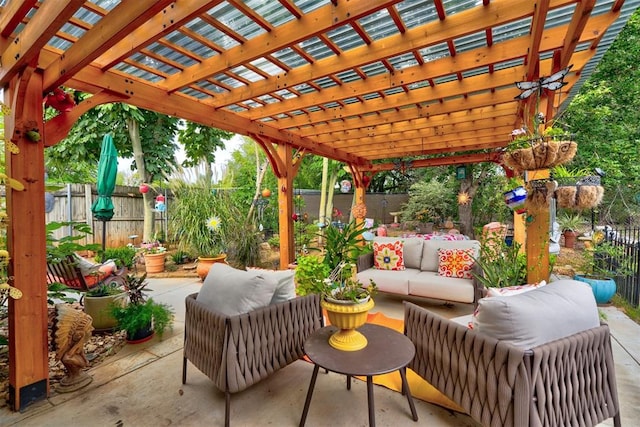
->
[197,263,278,316]
[472,280,600,349]
[247,267,296,304]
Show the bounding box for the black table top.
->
[304,323,415,377]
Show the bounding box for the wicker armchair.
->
[182,293,323,427]
[404,302,621,427]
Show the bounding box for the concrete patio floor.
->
[2,277,638,426]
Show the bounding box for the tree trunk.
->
[457,167,488,239]
[127,118,155,242]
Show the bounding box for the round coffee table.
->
[299,323,418,427]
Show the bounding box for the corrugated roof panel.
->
[229,65,264,83]
[180,87,208,100]
[360,62,389,77]
[462,66,489,79]
[444,0,481,15]
[313,76,338,89]
[341,98,360,105]
[335,70,363,84]
[94,0,121,11]
[358,9,399,41]
[419,42,451,62]
[397,0,439,28]
[147,43,198,68]
[130,52,180,75]
[271,47,309,68]
[47,36,72,51]
[209,2,266,39]
[299,36,334,60]
[59,22,87,39]
[454,31,488,53]
[250,58,286,76]
[383,86,406,96]
[294,0,331,14]
[115,64,163,83]
[326,24,367,51]
[492,17,531,43]
[166,31,216,60]
[73,7,103,25]
[388,52,419,70]
[212,74,245,89]
[293,83,316,94]
[245,0,296,27]
[195,81,226,94]
[545,4,576,29]
[187,20,240,50]
[433,74,459,85]
[494,58,525,71]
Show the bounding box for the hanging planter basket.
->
[502,138,577,173]
[524,180,558,211]
[554,176,604,210]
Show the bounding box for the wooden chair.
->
[46,255,126,293]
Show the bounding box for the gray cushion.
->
[247,267,296,304]
[197,263,278,316]
[472,279,600,349]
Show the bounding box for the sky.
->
[118,133,243,181]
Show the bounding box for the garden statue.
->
[54,304,94,392]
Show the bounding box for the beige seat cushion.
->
[197,263,277,316]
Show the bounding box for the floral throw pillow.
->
[437,248,475,279]
[373,240,405,270]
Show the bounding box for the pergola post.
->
[347,165,370,233]
[276,143,295,269]
[5,71,49,410]
[525,169,551,284]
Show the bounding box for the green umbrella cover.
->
[91,134,118,249]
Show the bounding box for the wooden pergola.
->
[1,0,638,411]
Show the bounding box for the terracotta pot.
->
[144,252,166,273]
[196,254,228,281]
[563,231,578,249]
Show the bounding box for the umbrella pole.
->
[102,220,107,252]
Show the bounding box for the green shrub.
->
[96,246,137,269]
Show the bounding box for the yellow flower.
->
[207,216,222,231]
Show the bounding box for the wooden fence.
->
[46,184,169,248]
[45,185,409,249]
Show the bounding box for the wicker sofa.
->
[404,280,621,427]
[356,237,483,305]
[182,292,323,427]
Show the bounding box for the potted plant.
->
[142,243,167,273]
[295,224,377,352]
[109,273,174,343]
[84,281,127,331]
[557,212,584,249]
[574,237,630,304]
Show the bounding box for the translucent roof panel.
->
[358,9,399,41]
[397,0,439,28]
[245,0,296,27]
[209,3,267,39]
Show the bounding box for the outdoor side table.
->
[299,323,418,427]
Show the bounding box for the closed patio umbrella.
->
[91,134,118,251]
